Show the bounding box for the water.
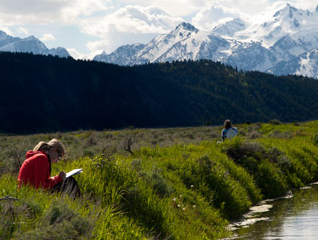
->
[229,183,318,239]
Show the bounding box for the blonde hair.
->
[33,138,66,156]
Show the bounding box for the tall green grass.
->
[2,121,318,239]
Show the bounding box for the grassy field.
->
[1,120,318,239]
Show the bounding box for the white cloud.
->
[60,0,111,23]
[191,1,318,31]
[0,26,13,35]
[117,0,210,16]
[153,0,210,17]
[40,33,55,41]
[0,0,317,56]
[221,0,270,15]
[67,48,83,59]
[0,0,112,25]
[0,0,64,15]
[286,0,317,10]
[67,47,103,60]
[82,5,183,34]
[17,27,29,35]
[117,0,318,18]
[86,39,111,53]
[81,5,184,52]
[191,2,242,31]
[0,0,64,25]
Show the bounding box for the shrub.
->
[269,119,282,125]
[223,139,292,198]
[121,186,168,237]
[175,153,253,220]
[14,202,92,239]
[312,132,318,146]
[0,175,95,240]
[248,131,262,139]
[268,130,292,139]
[223,139,264,166]
[255,161,289,198]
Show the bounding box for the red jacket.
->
[18,150,62,189]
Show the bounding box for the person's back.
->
[221,120,238,141]
[18,150,61,189]
[224,127,238,139]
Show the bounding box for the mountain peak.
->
[0,30,11,40]
[273,3,298,18]
[213,18,246,37]
[0,30,8,36]
[93,4,318,79]
[25,36,38,41]
[0,30,69,58]
[175,22,198,32]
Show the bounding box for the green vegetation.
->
[2,120,318,239]
[2,52,318,134]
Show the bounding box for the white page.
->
[66,168,83,178]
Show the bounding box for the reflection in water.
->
[228,184,318,240]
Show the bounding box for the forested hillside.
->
[0,52,318,134]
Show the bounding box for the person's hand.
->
[58,171,66,180]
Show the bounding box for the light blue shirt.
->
[222,127,238,140]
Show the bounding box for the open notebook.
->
[66,169,83,178]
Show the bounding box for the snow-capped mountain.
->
[94,3,318,79]
[94,43,145,65]
[95,22,232,65]
[0,30,70,58]
[212,18,247,37]
[268,47,318,78]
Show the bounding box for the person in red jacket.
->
[18,138,66,189]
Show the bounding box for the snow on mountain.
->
[135,22,205,63]
[47,47,70,58]
[94,43,145,65]
[94,3,318,79]
[235,4,317,47]
[213,18,247,37]
[94,22,232,64]
[0,30,70,58]
[296,49,318,78]
[268,47,318,79]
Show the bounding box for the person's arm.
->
[221,129,226,141]
[33,156,63,189]
[58,171,66,180]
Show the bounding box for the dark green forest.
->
[0,52,318,134]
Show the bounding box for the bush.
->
[175,153,254,220]
[255,161,289,198]
[269,119,282,125]
[223,139,264,167]
[313,132,318,146]
[14,202,92,240]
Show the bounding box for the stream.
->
[228,183,318,239]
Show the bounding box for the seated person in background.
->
[221,119,238,141]
[18,138,80,197]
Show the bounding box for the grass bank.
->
[1,120,318,239]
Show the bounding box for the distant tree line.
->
[0,52,317,134]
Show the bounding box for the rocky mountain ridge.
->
[94,3,318,79]
[0,30,69,58]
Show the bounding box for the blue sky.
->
[0,0,316,59]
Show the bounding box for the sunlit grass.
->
[2,120,318,238]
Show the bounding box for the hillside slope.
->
[1,52,318,134]
[2,121,318,239]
